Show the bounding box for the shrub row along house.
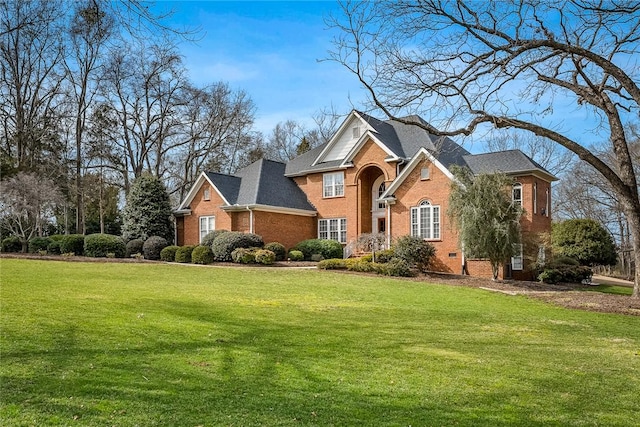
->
[175,110,557,280]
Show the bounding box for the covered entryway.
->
[356,166,387,238]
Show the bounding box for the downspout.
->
[246,206,254,234]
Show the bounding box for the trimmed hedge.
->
[212,232,264,262]
[160,245,180,262]
[288,250,304,261]
[264,242,286,261]
[293,239,343,261]
[201,229,229,247]
[192,245,214,265]
[175,245,196,263]
[126,238,145,257]
[84,234,126,258]
[1,236,21,253]
[143,236,169,260]
[28,237,51,253]
[47,235,64,254]
[59,234,85,255]
[538,265,593,284]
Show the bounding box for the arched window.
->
[410,200,440,240]
[377,182,386,210]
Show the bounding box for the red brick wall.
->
[389,157,462,274]
[253,211,316,250]
[178,182,233,246]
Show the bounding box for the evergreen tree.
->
[121,174,174,243]
[552,219,617,267]
[448,168,524,280]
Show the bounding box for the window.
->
[511,244,523,271]
[203,188,211,201]
[410,200,440,240]
[199,216,215,243]
[512,183,522,206]
[323,172,344,198]
[377,181,386,210]
[420,167,430,180]
[318,218,347,243]
[352,126,360,139]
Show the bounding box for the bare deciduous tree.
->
[328,0,640,297]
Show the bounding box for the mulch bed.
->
[2,253,638,316]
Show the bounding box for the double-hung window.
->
[318,218,347,243]
[512,183,522,206]
[410,201,440,240]
[323,172,344,198]
[511,244,523,270]
[199,216,215,243]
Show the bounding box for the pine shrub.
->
[192,245,214,265]
[143,236,169,260]
[84,234,126,258]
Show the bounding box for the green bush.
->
[231,247,256,264]
[126,238,145,257]
[59,234,85,256]
[255,249,276,265]
[538,265,593,284]
[201,230,229,247]
[84,234,126,258]
[160,245,180,262]
[288,250,304,261]
[380,258,415,277]
[374,249,396,263]
[293,239,343,261]
[264,242,286,261]
[345,259,379,273]
[28,237,51,253]
[47,240,61,255]
[192,245,214,265]
[143,236,169,260]
[1,236,21,253]
[175,245,196,263]
[212,232,264,262]
[318,258,347,270]
[392,235,435,272]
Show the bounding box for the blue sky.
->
[153,1,366,136]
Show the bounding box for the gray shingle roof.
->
[211,158,316,211]
[463,150,557,180]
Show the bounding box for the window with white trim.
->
[203,188,211,201]
[318,218,347,243]
[512,183,522,206]
[410,200,440,240]
[199,216,215,243]
[323,172,344,198]
[511,244,523,271]
[376,181,386,210]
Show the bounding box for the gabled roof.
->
[285,110,471,177]
[463,150,558,182]
[177,158,316,215]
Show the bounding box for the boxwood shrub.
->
[160,245,180,262]
[143,236,169,260]
[254,249,276,265]
[201,229,229,247]
[84,234,126,258]
[59,234,85,255]
[212,232,264,262]
[192,245,214,265]
[175,245,196,263]
[263,242,286,261]
[28,237,51,253]
[293,239,343,261]
[1,236,22,253]
[288,250,304,261]
[126,238,145,257]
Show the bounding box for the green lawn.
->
[1,259,639,426]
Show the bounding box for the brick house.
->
[175,110,557,280]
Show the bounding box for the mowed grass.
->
[1,259,639,426]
